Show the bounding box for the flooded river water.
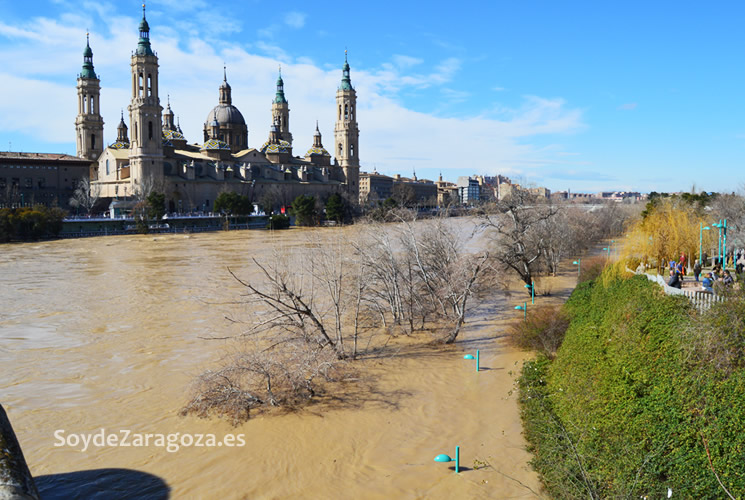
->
[0,224,569,499]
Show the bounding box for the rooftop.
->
[0,152,90,163]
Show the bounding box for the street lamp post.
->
[514,302,527,320]
[712,221,723,267]
[700,223,710,266]
[524,281,535,304]
[723,219,728,269]
[434,446,460,473]
[463,350,480,372]
[573,259,581,278]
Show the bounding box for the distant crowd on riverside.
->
[634,250,745,294]
[664,251,744,293]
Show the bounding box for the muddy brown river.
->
[0,224,567,499]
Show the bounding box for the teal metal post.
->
[573,259,581,278]
[434,446,461,474]
[476,350,480,372]
[524,281,534,304]
[700,223,710,266]
[713,221,722,266]
[514,302,527,319]
[723,219,728,269]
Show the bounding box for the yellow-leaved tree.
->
[624,198,715,274]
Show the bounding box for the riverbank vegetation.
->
[517,265,745,498]
[0,205,66,242]
[183,195,634,423]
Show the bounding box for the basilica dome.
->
[205,104,246,127]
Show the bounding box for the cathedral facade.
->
[79,6,360,213]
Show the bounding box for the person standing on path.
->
[693,260,702,282]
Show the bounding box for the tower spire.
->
[219,65,232,105]
[136,3,154,56]
[81,32,96,79]
[340,49,352,90]
[76,32,103,162]
[274,66,287,104]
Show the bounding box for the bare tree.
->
[398,217,488,343]
[480,188,559,288]
[69,177,101,214]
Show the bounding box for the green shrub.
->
[0,205,66,242]
[266,214,290,230]
[519,270,745,498]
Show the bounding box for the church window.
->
[338,105,341,120]
[350,106,353,120]
[147,74,153,97]
[82,94,87,113]
[350,144,354,157]
[138,74,144,97]
[134,123,138,143]
[91,134,96,149]
[148,121,153,140]
[338,143,342,156]
[106,159,110,176]
[90,96,95,114]
[344,104,349,120]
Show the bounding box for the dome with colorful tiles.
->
[260,139,291,154]
[110,140,130,150]
[163,128,186,141]
[202,138,231,150]
[305,146,330,157]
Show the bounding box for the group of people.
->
[667,252,736,293]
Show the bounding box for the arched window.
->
[83,94,87,113]
[344,104,349,120]
[138,74,144,96]
[106,159,110,176]
[91,134,96,149]
[338,105,341,120]
[148,121,153,140]
[90,96,95,114]
[338,143,342,156]
[350,144,354,157]
[147,74,153,97]
[134,123,138,143]
[350,106,353,120]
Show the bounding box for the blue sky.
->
[0,0,743,193]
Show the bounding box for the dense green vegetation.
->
[324,193,346,223]
[519,270,745,498]
[266,214,290,230]
[146,191,166,219]
[0,206,66,242]
[290,194,318,226]
[214,192,253,215]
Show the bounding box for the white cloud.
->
[618,102,637,110]
[391,54,423,69]
[284,11,307,29]
[0,8,585,182]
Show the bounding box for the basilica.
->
[77,5,360,213]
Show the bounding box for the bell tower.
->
[334,51,360,200]
[272,66,292,145]
[75,33,104,163]
[128,3,163,184]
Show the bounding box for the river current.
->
[0,225,550,499]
